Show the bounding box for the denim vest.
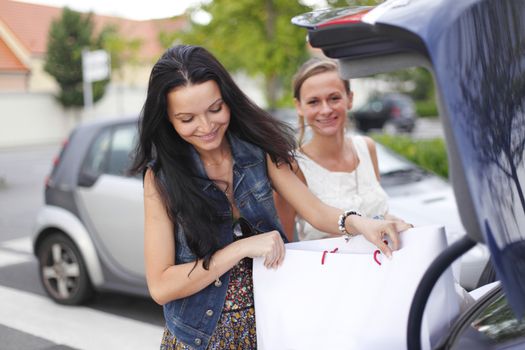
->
[162,132,284,349]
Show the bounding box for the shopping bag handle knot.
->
[321,247,339,265]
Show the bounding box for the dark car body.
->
[292,0,525,348]
[352,92,417,132]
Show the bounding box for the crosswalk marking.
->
[0,249,33,267]
[0,237,34,267]
[0,236,32,254]
[0,285,163,349]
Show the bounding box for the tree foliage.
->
[160,0,389,108]
[97,24,143,80]
[165,0,316,109]
[44,7,109,108]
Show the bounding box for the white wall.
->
[0,84,147,149]
[0,75,378,149]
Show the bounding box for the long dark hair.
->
[131,45,295,269]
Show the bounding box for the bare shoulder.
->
[266,153,307,187]
[361,135,376,150]
[357,135,378,157]
[144,167,161,198]
[358,136,381,179]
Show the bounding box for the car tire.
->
[383,122,397,135]
[37,232,94,305]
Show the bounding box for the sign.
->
[82,49,110,83]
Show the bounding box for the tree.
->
[161,0,392,108]
[164,0,313,109]
[97,24,142,81]
[375,68,434,101]
[44,7,109,108]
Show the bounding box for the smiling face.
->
[295,71,353,137]
[167,80,231,155]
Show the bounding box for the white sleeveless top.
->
[296,136,389,241]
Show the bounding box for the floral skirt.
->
[160,258,256,350]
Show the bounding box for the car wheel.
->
[37,233,94,305]
[383,122,397,135]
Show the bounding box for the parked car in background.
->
[351,93,417,133]
[292,0,525,348]
[33,117,145,305]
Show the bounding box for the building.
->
[0,0,186,92]
[0,0,186,147]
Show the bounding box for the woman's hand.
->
[347,216,413,258]
[238,231,285,269]
[384,213,410,226]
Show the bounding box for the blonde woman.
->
[275,58,406,241]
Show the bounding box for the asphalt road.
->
[0,144,164,350]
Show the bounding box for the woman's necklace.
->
[204,152,234,198]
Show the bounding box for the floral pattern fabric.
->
[160,258,256,350]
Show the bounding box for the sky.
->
[17,0,207,20]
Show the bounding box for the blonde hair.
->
[292,58,351,145]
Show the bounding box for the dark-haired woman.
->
[131,45,411,350]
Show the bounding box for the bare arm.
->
[144,168,285,305]
[267,155,411,257]
[273,161,307,242]
[273,191,296,242]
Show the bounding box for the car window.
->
[471,294,525,345]
[106,124,137,176]
[451,292,525,349]
[81,128,112,179]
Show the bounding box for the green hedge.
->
[415,99,439,118]
[371,134,449,178]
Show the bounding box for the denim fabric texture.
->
[162,132,285,350]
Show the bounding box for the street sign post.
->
[82,49,111,109]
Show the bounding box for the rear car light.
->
[317,8,373,28]
[46,138,69,188]
[391,106,401,118]
[291,6,373,29]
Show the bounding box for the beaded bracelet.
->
[338,210,362,240]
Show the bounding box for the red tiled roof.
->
[93,15,186,62]
[0,36,28,71]
[0,0,186,59]
[0,0,62,54]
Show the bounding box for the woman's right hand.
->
[348,215,412,259]
[238,231,285,269]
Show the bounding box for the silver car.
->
[33,117,145,304]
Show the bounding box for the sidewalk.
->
[412,117,444,140]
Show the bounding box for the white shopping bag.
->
[253,225,461,350]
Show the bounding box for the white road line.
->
[0,249,33,267]
[0,237,34,267]
[0,285,163,349]
[0,236,33,254]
